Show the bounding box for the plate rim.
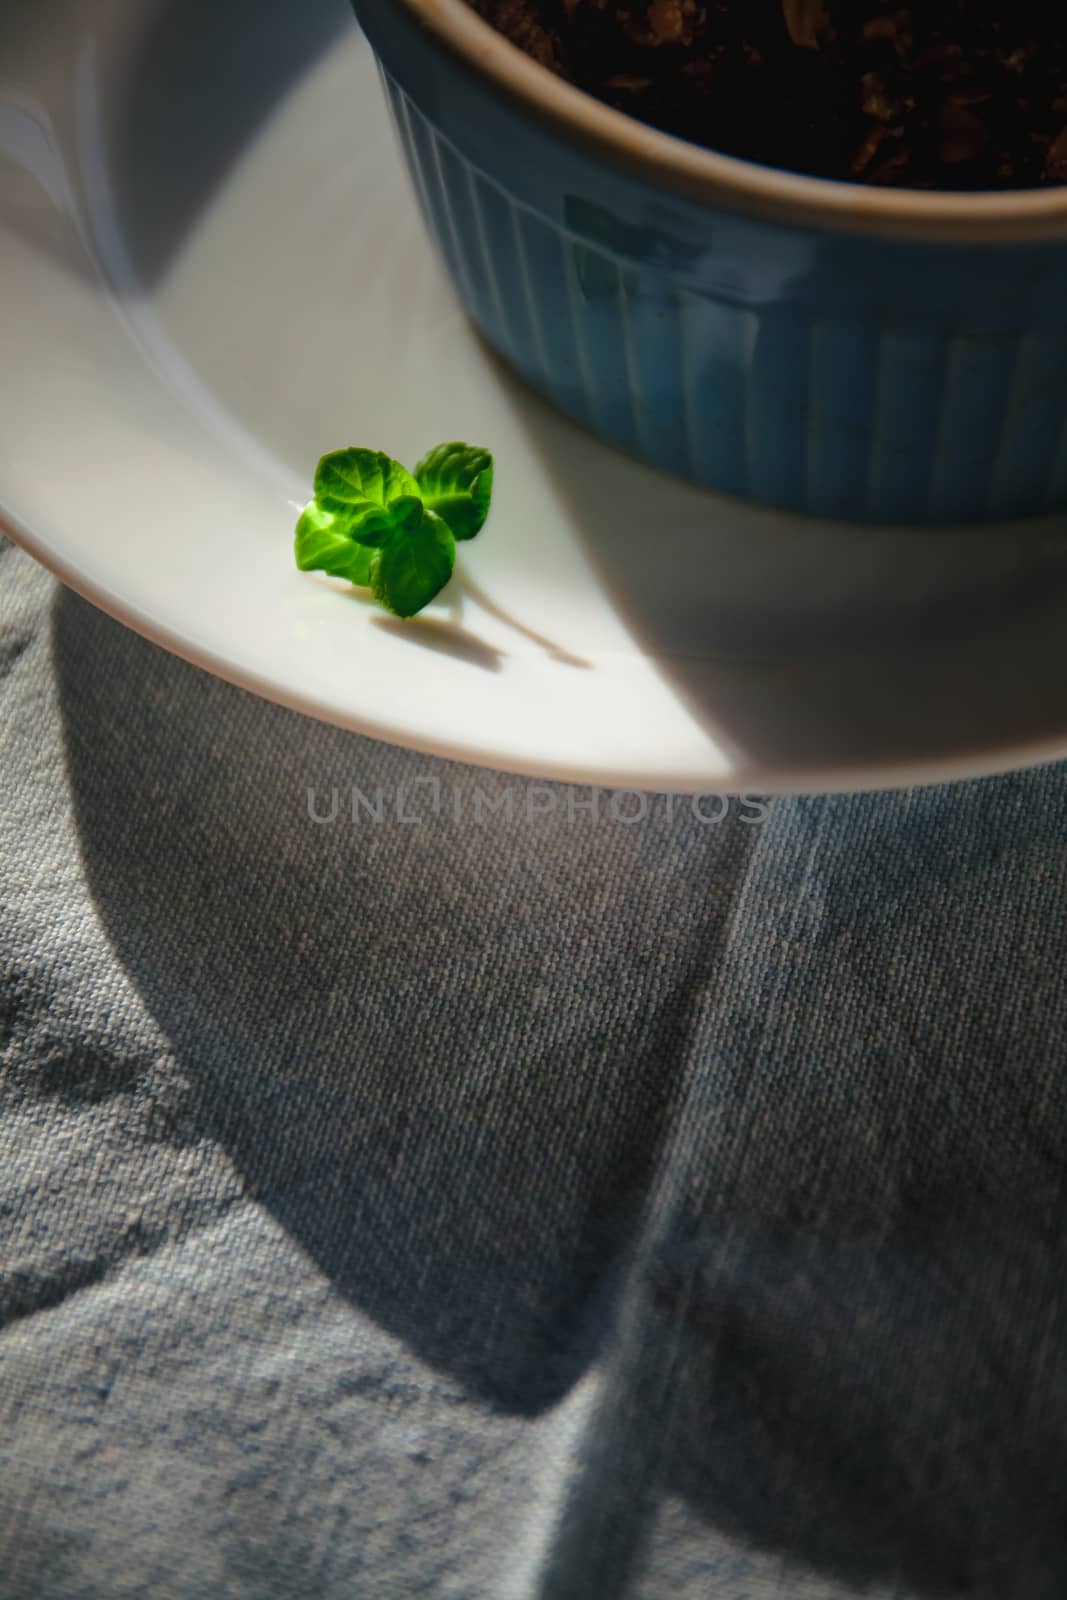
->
[7,500,1067,797]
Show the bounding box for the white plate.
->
[5,0,1067,794]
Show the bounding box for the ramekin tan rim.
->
[392,0,1067,242]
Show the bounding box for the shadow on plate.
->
[370,612,505,671]
[483,344,1067,782]
[0,0,349,286]
[103,0,350,287]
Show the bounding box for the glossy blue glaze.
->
[357,0,1067,523]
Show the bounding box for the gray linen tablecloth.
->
[2,532,1067,1599]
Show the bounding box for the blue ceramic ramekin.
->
[352,0,1067,524]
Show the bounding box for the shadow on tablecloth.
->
[53,584,1067,1600]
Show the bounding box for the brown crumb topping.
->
[467,0,1067,189]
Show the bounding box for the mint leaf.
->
[315,448,421,538]
[370,505,456,618]
[294,502,374,585]
[414,443,494,542]
[295,439,494,618]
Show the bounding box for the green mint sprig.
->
[294,442,494,618]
